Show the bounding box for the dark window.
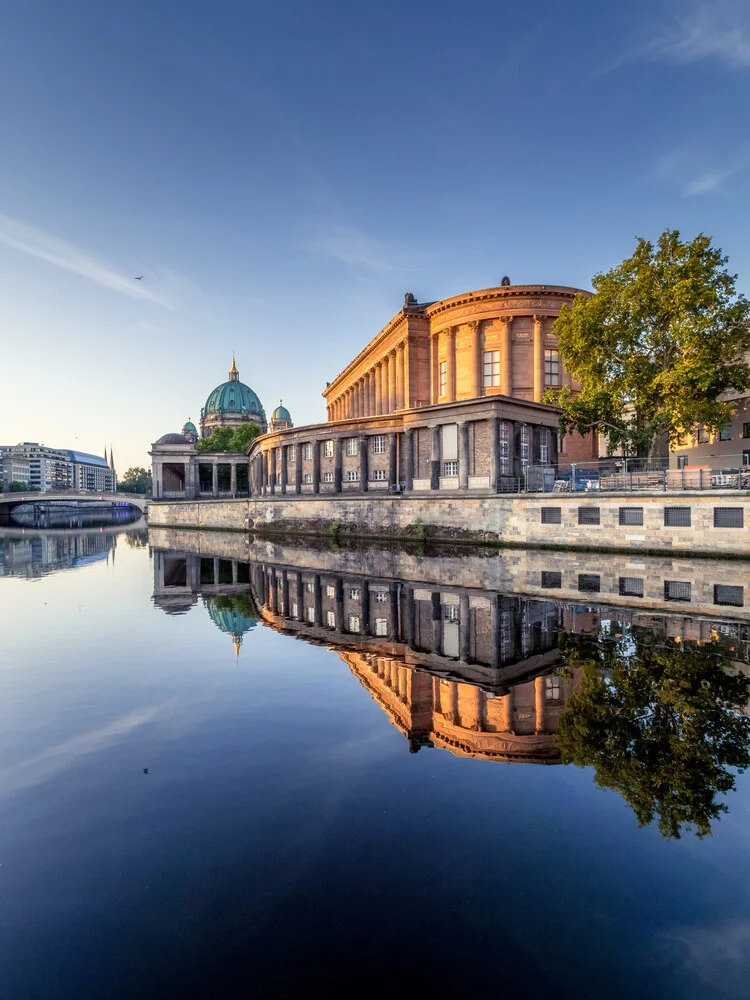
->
[541,571,562,588]
[744,451,750,467]
[664,580,691,602]
[578,573,601,593]
[541,507,561,524]
[619,577,644,597]
[664,506,691,527]
[677,456,687,470]
[618,507,643,526]
[714,585,744,607]
[714,507,744,528]
[720,425,733,441]
[578,506,600,525]
[743,422,750,439]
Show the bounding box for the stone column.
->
[469,320,482,399]
[403,338,411,409]
[375,362,383,415]
[459,594,470,662]
[370,371,377,414]
[533,315,545,403]
[500,317,513,396]
[269,448,277,495]
[313,573,322,626]
[334,437,343,493]
[388,353,397,413]
[359,436,368,491]
[389,582,400,640]
[360,580,370,636]
[335,579,344,632]
[280,445,288,494]
[312,440,321,493]
[402,586,415,648]
[402,429,414,491]
[212,462,219,498]
[430,425,441,490]
[445,326,456,402]
[230,462,237,497]
[295,571,304,620]
[395,343,405,410]
[457,420,469,489]
[535,675,546,734]
[490,595,501,670]
[500,688,514,732]
[388,433,397,489]
[295,448,303,492]
[430,332,439,404]
[213,557,220,586]
[549,427,558,469]
[431,592,442,654]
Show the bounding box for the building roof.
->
[203,379,265,418]
[155,433,191,446]
[182,420,197,433]
[271,402,292,421]
[65,450,110,468]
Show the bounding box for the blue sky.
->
[1,0,749,471]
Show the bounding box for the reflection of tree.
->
[207,594,257,618]
[123,530,149,548]
[557,626,750,839]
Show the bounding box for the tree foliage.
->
[118,467,150,493]
[546,230,750,461]
[8,481,39,492]
[195,422,261,453]
[557,625,750,839]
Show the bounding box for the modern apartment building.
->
[0,443,116,492]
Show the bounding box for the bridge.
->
[0,492,148,516]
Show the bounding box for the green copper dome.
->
[271,403,291,421]
[182,419,197,433]
[204,381,265,417]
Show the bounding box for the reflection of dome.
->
[203,596,258,659]
[156,432,191,445]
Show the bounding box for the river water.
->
[2,523,750,999]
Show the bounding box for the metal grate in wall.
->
[619,577,644,597]
[664,580,691,602]
[578,573,601,593]
[714,507,744,528]
[714,585,744,607]
[541,507,561,524]
[541,571,562,588]
[578,506,600,525]
[618,507,644,526]
[664,506,691,527]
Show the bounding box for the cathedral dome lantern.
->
[269,400,293,432]
[181,419,198,444]
[200,355,267,438]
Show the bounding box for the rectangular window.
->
[303,443,313,460]
[498,421,511,474]
[665,580,691,602]
[541,571,562,588]
[372,435,386,454]
[288,445,296,463]
[697,427,710,443]
[375,618,388,636]
[323,440,334,457]
[578,573,601,593]
[372,469,387,481]
[326,585,335,597]
[618,507,643,526]
[323,471,334,483]
[303,473,313,484]
[349,589,360,601]
[375,592,387,603]
[720,425,733,441]
[545,676,561,701]
[578,506,600,525]
[444,604,459,622]
[714,507,744,528]
[714,585,744,607]
[326,610,336,627]
[619,577,644,597]
[744,451,750,467]
[519,424,530,472]
[292,602,298,618]
[483,350,500,388]
[743,422,750,439]
[306,582,315,593]
[443,460,458,477]
[346,470,358,482]
[541,507,561,524]
[348,615,360,633]
[439,360,447,396]
[346,438,358,457]
[664,506,691,527]
[544,349,560,386]
[306,606,316,622]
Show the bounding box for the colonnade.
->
[327,341,408,421]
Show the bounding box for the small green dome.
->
[272,403,292,421]
[203,380,265,418]
[182,420,197,433]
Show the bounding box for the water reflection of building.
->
[203,597,258,659]
[0,530,117,580]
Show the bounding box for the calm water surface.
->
[2,525,750,999]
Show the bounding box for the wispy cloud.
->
[658,919,750,998]
[647,2,750,68]
[654,143,750,196]
[0,212,172,307]
[309,226,400,274]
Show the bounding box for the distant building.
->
[0,443,116,492]
[671,389,750,470]
[269,401,293,433]
[200,355,267,438]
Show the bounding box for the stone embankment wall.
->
[148,492,750,557]
[149,527,750,620]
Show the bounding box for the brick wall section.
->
[149,492,750,555]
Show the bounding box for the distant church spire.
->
[103,445,108,465]
[229,352,239,382]
[109,447,115,472]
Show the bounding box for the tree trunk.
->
[648,429,670,468]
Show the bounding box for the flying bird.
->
[134,275,143,280]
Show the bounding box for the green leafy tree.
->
[118,467,150,493]
[195,422,261,453]
[9,481,39,492]
[546,230,750,462]
[557,625,750,839]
